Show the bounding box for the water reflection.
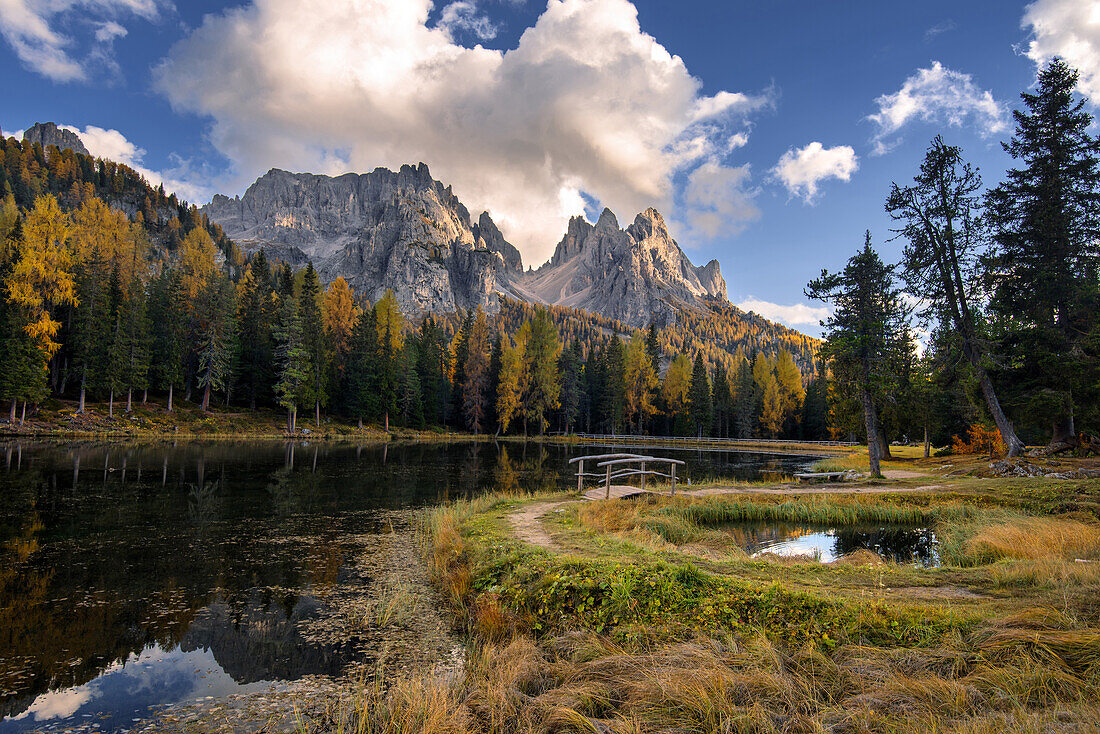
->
[0,439,819,731]
[723,522,939,566]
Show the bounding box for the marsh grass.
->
[963,517,1100,563]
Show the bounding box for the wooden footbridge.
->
[569,453,688,501]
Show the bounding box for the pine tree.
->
[600,336,626,435]
[806,233,906,477]
[236,254,275,409]
[298,263,326,425]
[148,267,187,412]
[557,340,585,434]
[734,356,755,438]
[887,136,1025,456]
[71,246,110,412]
[346,306,382,427]
[195,274,236,412]
[120,271,150,412]
[461,307,491,432]
[273,267,306,431]
[688,353,712,438]
[712,363,733,437]
[986,59,1100,450]
[103,262,128,417]
[399,341,424,427]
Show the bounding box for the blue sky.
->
[2,0,1096,336]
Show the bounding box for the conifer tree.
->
[734,356,755,438]
[623,333,658,434]
[522,309,562,435]
[806,233,906,477]
[600,336,626,435]
[688,353,712,438]
[461,307,491,432]
[662,353,692,436]
[496,336,523,434]
[557,340,584,434]
[195,274,236,412]
[986,59,1100,449]
[71,246,109,413]
[236,254,275,409]
[298,263,326,425]
[712,363,733,437]
[148,267,187,412]
[346,306,382,427]
[120,271,150,412]
[273,267,306,431]
[887,137,1024,456]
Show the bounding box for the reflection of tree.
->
[834,527,937,565]
[187,480,220,533]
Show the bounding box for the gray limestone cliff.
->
[22,122,91,157]
[204,166,727,327]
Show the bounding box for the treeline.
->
[0,133,242,265]
[0,188,824,437]
[810,59,1100,470]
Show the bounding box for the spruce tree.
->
[887,137,1025,455]
[346,306,382,427]
[298,263,326,426]
[986,59,1100,449]
[688,353,712,438]
[806,233,906,477]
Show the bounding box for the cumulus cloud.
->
[153,0,768,264]
[868,61,1007,154]
[0,0,168,82]
[23,124,210,203]
[736,297,830,328]
[771,142,858,203]
[681,161,759,239]
[1023,0,1100,103]
[438,1,499,41]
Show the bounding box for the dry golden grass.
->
[964,517,1100,563]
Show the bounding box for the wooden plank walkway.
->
[582,485,656,501]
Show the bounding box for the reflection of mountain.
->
[181,591,351,683]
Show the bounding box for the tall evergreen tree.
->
[712,363,733,437]
[346,306,381,427]
[236,253,275,409]
[557,340,585,434]
[148,266,187,412]
[688,353,712,438]
[734,356,755,438]
[806,233,906,477]
[298,263,326,425]
[195,274,236,412]
[986,59,1100,449]
[887,136,1025,456]
[273,265,307,431]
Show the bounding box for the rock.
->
[22,122,91,157]
[515,206,728,327]
[203,165,728,327]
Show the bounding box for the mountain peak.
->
[595,207,619,230]
[22,122,90,157]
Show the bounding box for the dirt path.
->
[508,500,568,550]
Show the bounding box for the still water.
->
[723,521,940,566]
[0,440,818,732]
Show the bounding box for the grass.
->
[305,456,1100,733]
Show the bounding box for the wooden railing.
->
[569,453,687,499]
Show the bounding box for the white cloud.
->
[868,61,1007,154]
[438,1,498,41]
[681,160,759,240]
[0,0,168,82]
[736,297,831,328]
[153,0,768,264]
[771,142,858,203]
[50,124,209,203]
[1023,0,1100,103]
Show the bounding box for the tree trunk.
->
[384,411,389,432]
[126,388,133,413]
[108,391,114,418]
[19,401,26,426]
[8,399,15,423]
[315,401,320,427]
[287,408,294,433]
[201,383,211,412]
[878,428,893,460]
[861,388,882,478]
[142,388,147,405]
[357,416,363,430]
[962,339,1025,457]
[167,384,174,413]
[1048,413,1078,454]
[923,425,930,458]
[78,375,86,414]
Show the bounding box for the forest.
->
[0,59,1096,452]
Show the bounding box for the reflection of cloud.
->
[12,687,93,721]
[10,644,267,727]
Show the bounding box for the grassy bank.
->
[319,466,1100,734]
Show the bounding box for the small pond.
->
[723,522,940,566]
[0,439,821,732]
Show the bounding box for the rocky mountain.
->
[513,207,726,327]
[22,122,90,157]
[203,164,725,328]
[204,164,524,314]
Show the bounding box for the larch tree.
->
[496,335,523,434]
[886,136,1025,456]
[662,353,692,435]
[461,307,491,433]
[522,309,562,435]
[322,275,360,405]
[623,333,658,434]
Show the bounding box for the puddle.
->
[722,522,940,566]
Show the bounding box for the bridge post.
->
[640,461,646,491]
[605,464,611,499]
[577,459,584,493]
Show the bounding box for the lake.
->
[0,439,819,732]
